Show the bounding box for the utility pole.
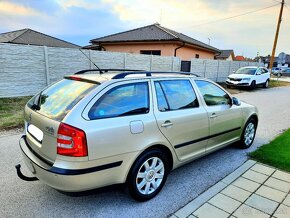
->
[269,0,284,72]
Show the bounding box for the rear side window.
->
[262,68,268,74]
[154,80,199,111]
[88,82,149,119]
[27,79,97,121]
[195,80,231,106]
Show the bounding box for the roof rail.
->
[112,71,200,79]
[74,69,143,75]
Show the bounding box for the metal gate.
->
[181,61,191,72]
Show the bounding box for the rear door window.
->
[88,82,149,119]
[154,80,199,111]
[27,79,97,121]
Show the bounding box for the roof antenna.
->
[79,48,104,74]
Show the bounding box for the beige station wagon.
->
[16,70,258,201]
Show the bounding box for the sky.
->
[0,0,289,58]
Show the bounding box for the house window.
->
[140,50,161,56]
[195,54,200,59]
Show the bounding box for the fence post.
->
[150,55,153,71]
[216,60,220,82]
[43,46,50,85]
[124,53,127,69]
[89,50,92,69]
[204,60,207,78]
[172,57,174,72]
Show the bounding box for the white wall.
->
[0,43,262,97]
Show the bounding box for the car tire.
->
[250,81,256,90]
[239,118,257,149]
[126,149,169,201]
[263,79,269,88]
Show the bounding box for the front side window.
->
[88,82,149,119]
[195,80,231,106]
[256,68,262,74]
[154,80,199,111]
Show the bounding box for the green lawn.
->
[250,128,290,172]
[0,96,31,130]
[269,79,290,88]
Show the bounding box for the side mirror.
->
[256,72,261,75]
[232,97,241,106]
[233,70,236,73]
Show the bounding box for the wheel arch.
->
[125,144,174,183]
[248,113,258,125]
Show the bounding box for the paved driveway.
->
[1,86,290,218]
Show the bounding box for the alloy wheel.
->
[244,122,255,146]
[136,157,164,195]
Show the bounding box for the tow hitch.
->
[15,164,38,181]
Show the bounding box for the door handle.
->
[210,113,217,119]
[161,120,173,128]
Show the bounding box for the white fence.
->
[190,59,262,82]
[0,43,262,97]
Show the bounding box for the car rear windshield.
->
[235,68,256,75]
[27,79,97,121]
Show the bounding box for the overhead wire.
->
[188,3,280,28]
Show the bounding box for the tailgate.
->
[24,105,60,163]
[23,78,97,162]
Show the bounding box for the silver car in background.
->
[17,70,258,201]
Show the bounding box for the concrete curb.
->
[173,160,257,218]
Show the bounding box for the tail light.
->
[57,123,88,157]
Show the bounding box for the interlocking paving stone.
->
[174,181,227,218]
[233,204,270,218]
[283,194,290,207]
[245,194,279,215]
[242,170,269,184]
[221,185,252,202]
[232,177,260,192]
[272,204,290,218]
[208,193,241,214]
[255,185,287,203]
[272,170,290,183]
[251,164,275,176]
[264,177,290,193]
[193,203,230,218]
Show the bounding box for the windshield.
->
[235,68,256,75]
[28,79,97,121]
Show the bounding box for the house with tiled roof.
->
[235,55,246,61]
[0,28,80,48]
[215,49,235,61]
[84,23,220,61]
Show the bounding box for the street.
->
[1,86,290,218]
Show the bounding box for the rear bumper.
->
[19,135,134,192]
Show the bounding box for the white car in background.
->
[226,66,270,89]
